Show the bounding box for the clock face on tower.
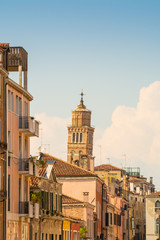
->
[67,93,94,171]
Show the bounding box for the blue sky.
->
[2,0,160,187]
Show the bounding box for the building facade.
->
[30,163,63,240]
[146,192,160,240]
[2,44,40,240]
[40,153,108,240]
[67,92,94,171]
[0,43,9,240]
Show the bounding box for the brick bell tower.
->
[67,92,95,171]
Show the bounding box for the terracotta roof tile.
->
[146,191,160,198]
[39,166,47,177]
[94,164,122,171]
[30,176,39,187]
[40,153,97,177]
[0,43,9,48]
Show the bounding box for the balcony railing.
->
[8,47,28,72]
[19,201,29,214]
[19,201,33,217]
[19,158,33,175]
[19,116,39,137]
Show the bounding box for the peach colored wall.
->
[7,83,31,240]
[58,178,96,207]
[58,177,102,237]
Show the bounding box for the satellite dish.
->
[38,146,45,153]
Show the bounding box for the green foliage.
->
[80,226,87,238]
[31,191,42,203]
[39,159,46,168]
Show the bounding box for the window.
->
[46,234,48,240]
[8,91,14,112]
[56,194,57,211]
[8,175,10,211]
[156,218,159,234]
[19,97,22,116]
[76,133,79,143]
[8,90,11,110]
[105,212,109,226]
[16,96,18,114]
[72,133,75,143]
[42,233,44,240]
[110,213,112,225]
[35,233,37,240]
[59,195,62,212]
[70,151,74,163]
[11,92,14,111]
[24,101,28,117]
[80,133,83,143]
[24,139,28,158]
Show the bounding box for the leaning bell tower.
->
[67,92,95,171]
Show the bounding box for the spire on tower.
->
[78,90,86,109]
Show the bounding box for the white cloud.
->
[31,81,160,170]
[95,81,160,166]
[30,113,71,160]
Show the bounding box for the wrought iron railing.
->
[19,116,39,137]
[19,158,29,171]
[19,201,29,214]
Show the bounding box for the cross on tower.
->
[80,90,85,105]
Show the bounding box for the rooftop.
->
[146,191,160,198]
[40,153,97,178]
[94,164,122,171]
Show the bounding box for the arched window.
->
[155,218,159,234]
[70,151,74,163]
[80,133,83,143]
[76,133,79,143]
[72,133,75,143]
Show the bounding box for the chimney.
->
[150,177,153,184]
[83,192,89,202]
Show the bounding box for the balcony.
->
[19,158,33,175]
[19,201,33,217]
[0,190,7,200]
[19,116,39,137]
[8,47,27,72]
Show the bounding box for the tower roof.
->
[75,91,90,112]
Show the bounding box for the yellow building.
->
[94,164,125,186]
[63,220,71,240]
[146,191,160,240]
[67,92,94,171]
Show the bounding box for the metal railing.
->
[19,201,29,214]
[19,116,39,137]
[19,158,29,171]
